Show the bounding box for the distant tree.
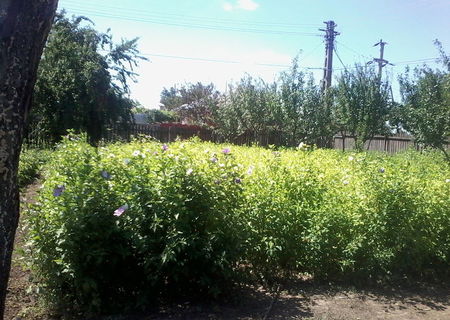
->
[279,58,335,147]
[398,41,450,161]
[214,75,278,141]
[160,82,220,126]
[334,65,392,151]
[147,109,178,123]
[160,86,184,111]
[0,0,58,316]
[29,12,147,144]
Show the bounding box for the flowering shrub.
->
[27,137,450,313]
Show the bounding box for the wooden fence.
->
[112,124,443,154]
[102,124,217,143]
[24,123,449,154]
[334,132,429,153]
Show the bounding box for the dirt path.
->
[5,183,450,320]
[5,182,45,320]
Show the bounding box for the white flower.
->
[132,150,141,157]
[348,156,354,161]
[186,168,193,175]
[247,165,254,175]
[446,179,450,183]
[343,180,349,185]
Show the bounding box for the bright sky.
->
[58,0,450,108]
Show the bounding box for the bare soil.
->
[5,183,450,320]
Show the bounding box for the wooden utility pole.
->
[320,21,339,91]
[368,39,392,78]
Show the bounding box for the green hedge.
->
[19,148,51,188]
[27,137,450,313]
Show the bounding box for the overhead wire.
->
[335,40,371,61]
[61,0,322,29]
[128,51,325,70]
[392,57,439,65]
[333,47,347,71]
[60,2,321,36]
[57,1,443,73]
[62,8,321,36]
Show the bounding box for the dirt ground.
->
[5,183,450,320]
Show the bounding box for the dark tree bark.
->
[0,1,58,317]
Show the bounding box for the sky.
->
[57,0,450,109]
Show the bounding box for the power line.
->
[333,48,347,71]
[301,41,323,60]
[335,40,371,60]
[99,49,325,70]
[136,52,325,69]
[332,57,441,71]
[392,57,439,65]
[61,5,320,36]
[62,0,322,29]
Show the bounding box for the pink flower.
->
[222,148,231,155]
[113,204,129,217]
[101,170,111,180]
[162,144,169,151]
[53,185,65,197]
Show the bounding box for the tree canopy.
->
[30,12,147,144]
[334,65,393,150]
[398,44,450,160]
[160,82,220,126]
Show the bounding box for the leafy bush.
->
[27,137,245,312]
[18,148,50,188]
[27,137,450,313]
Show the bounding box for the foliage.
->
[30,12,147,145]
[398,43,450,161]
[27,138,450,314]
[278,59,335,147]
[160,82,220,126]
[335,65,393,150]
[18,149,51,189]
[213,75,278,141]
[27,136,245,313]
[147,109,178,123]
[132,106,178,123]
[214,59,335,147]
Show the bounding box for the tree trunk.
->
[0,1,58,317]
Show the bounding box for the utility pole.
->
[368,39,392,78]
[320,21,339,91]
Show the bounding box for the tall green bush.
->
[27,138,450,314]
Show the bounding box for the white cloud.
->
[237,0,259,11]
[223,2,233,11]
[222,0,260,12]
